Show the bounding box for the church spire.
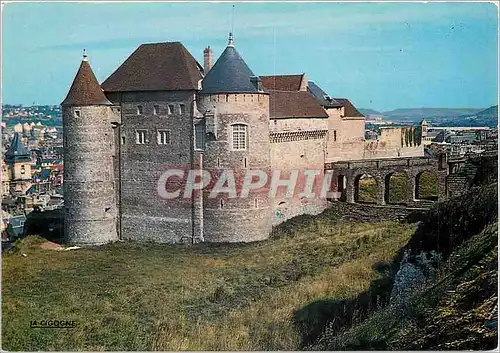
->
[5,132,31,163]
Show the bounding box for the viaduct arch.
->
[325,156,448,207]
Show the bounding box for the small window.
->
[157,130,171,145]
[220,199,224,209]
[179,104,186,114]
[121,136,125,145]
[168,105,174,115]
[153,105,159,115]
[136,130,147,144]
[334,130,337,142]
[137,105,143,115]
[232,124,247,150]
[20,165,26,174]
[217,158,220,168]
[254,199,258,208]
[195,123,205,150]
[74,110,81,118]
[244,157,247,168]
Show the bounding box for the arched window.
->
[231,124,247,150]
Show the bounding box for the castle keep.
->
[61,34,426,245]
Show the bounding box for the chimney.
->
[203,46,213,74]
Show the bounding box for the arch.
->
[354,173,378,204]
[415,170,438,201]
[336,174,347,201]
[384,171,408,205]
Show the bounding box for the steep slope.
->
[305,183,498,350]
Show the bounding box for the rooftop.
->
[260,74,304,92]
[101,42,203,92]
[269,90,328,119]
[334,98,365,118]
[307,81,343,108]
[200,34,259,94]
[5,132,31,163]
[61,55,112,106]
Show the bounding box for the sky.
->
[1,2,498,112]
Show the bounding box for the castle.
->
[61,34,425,245]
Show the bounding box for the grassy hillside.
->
[310,183,498,350]
[2,218,415,351]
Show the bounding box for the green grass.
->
[311,183,498,351]
[2,219,416,351]
[316,223,498,350]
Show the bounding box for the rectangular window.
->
[74,110,81,118]
[232,124,247,150]
[135,129,147,144]
[137,105,143,115]
[121,136,125,145]
[168,105,174,115]
[157,130,171,145]
[153,105,159,115]
[195,123,206,150]
[334,130,337,142]
[179,104,186,114]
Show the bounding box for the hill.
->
[358,108,383,116]
[475,105,498,118]
[383,107,483,119]
[2,214,416,350]
[308,183,498,350]
[360,107,496,127]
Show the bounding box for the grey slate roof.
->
[307,81,342,108]
[200,45,258,94]
[5,133,31,163]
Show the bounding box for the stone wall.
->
[107,90,197,243]
[270,134,329,226]
[364,127,424,159]
[63,105,119,245]
[197,93,272,242]
[325,107,366,162]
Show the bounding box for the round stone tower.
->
[197,33,272,242]
[61,52,118,245]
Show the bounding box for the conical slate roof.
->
[61,58,111,106]
[200,39,258,94]
[5,132,31,163]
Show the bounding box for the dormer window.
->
[137,105,143,115]
[179,104,186,114]
[153,105,159,115]
[74,110,81,118]
[168,105,174,115]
